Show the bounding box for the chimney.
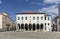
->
[58,4,60,17]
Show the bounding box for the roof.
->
[16,12,45,14]
[0,12,8,16]
[55,16,60,19]
[0,12,15,22]
[45,15,51,16]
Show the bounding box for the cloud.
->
[31,2,41,5]
[0,0,2,4]
[39,5,58,18]
[43,0,60,4]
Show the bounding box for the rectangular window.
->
[45,23,46,25]
[37,17,39,20]
[18,17,20,20]
[21,17,23,20]
[25,17,27,20]
[48,23,49,25]
[45,17,46,20]
[33,17,35,20]
[41,17,43,20]
[48,17,49,20]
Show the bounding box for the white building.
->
[16,12,51,32]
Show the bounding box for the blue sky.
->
[0,0,60,21]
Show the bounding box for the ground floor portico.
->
[17,23,44,32]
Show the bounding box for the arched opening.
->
[29,24,32,31]
[56,25,57,31]
[18,23,20,29]
[52,24,55,31]
[6,24,10,31]
[33,24,35,31]
[21,23,24,29]
[25,24,28,31]
[40,23,43,30]
[37,24,39,29]
[45,26,46,30]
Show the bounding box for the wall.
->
[16,14,51,31]
[44,16,51,31]
[0,15,2,29]
[16,14,45,24]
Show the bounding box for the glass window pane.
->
[41,17,43,20]
[48,17,49,20]
[37,17,39,20]
[25,17,27,20]
[21,17,23,20]
[33,17,35,20]
[18,17,20,20]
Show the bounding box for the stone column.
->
[16,22,19,31]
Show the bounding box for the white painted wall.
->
[0,15,2,29]
[16,14,51,31]
[16,14,45,24]
[44,16,51,31]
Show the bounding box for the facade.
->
[52,20,57,31]
[52,16,60,32]
[16,12,51,32]
[0,12,16,31]
[52,4,60,32]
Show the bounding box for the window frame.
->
[37,17,39,20]
[21,17,23,20]
[25,17,27,20]
[18,17,20,20]
[41,16,43,20]
[33,17,35,20]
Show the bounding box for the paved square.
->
[0,31,60,39]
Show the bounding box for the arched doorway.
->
[37,24,39,29]
[55,25,57,31]
[52,24,55,31]
[40,23,43,30]
[29,24,32,31]
[25,24,28,31]
[33,24,35,31]
[6,24,10,31]
[18,23,20,29]
[45,26,46,30]
[21,23,24,29]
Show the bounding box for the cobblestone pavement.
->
[0,31,60,39]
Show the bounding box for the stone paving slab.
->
[0,31,60,39]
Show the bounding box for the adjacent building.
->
[52,4,60,32]
[16,12,51,32]
[0,12,16,31]
[52,20,57,31]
